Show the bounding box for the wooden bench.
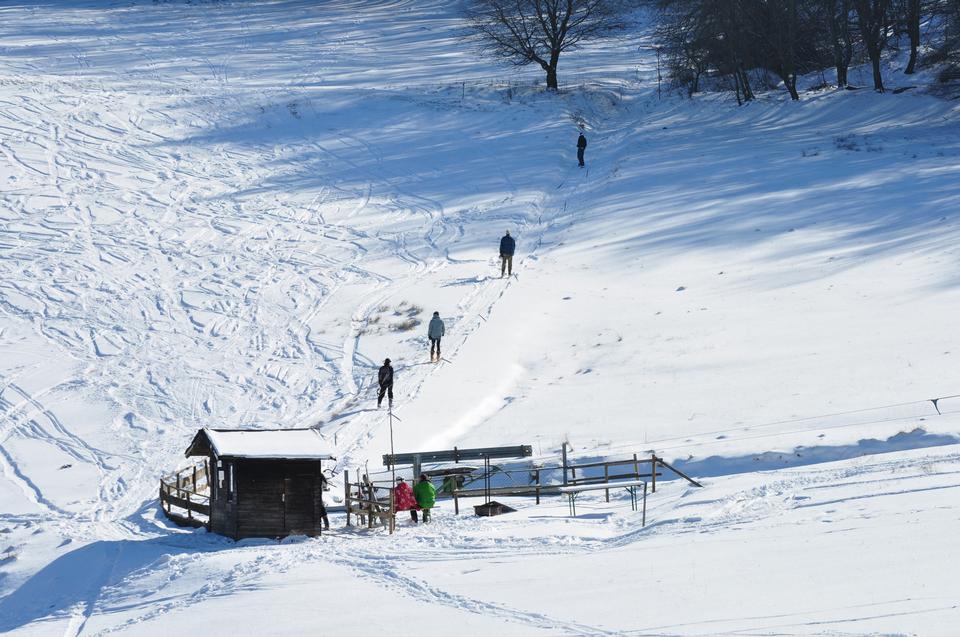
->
[558,479,648,520]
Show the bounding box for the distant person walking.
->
[413,474,437,523]
[577,132,587,167]
[428,311,445,362]
[499,230,515,278]
[377,358,393,408]
[394,476,420,523]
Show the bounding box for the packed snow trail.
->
[0,2,593,630]
[0,0,570,525]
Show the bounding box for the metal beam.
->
[383,445,532,467]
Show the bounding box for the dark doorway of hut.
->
[474,455,516,517]
[283,465,320,535]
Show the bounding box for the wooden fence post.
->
[535,468,541,505]
[604,464,610,502]
[389,489,395,535]
[651,455,657,493]
[561,443,569,486]
[642,482,647,527]
[344,469,351,527]
[366,475,373,530]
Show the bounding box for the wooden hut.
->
[184,428,335,540]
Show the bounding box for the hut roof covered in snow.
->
[185,428,335,460]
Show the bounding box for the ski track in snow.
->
[0,1,597,631]
[31,447,953,635]
[1,1,959,634]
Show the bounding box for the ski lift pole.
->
[656,46,662,100]
[388,405,396,488]
[638,45,662,100]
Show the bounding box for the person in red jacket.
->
[393,476,420,523]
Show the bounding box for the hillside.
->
[1,1,959,634]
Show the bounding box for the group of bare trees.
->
[656,0,959,102]
[463,0,960,101]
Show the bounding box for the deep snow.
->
[1,1,959,635]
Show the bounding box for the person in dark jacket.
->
[377,358,393,408]
[577,132,587,167]
[499,230,515,277]
[427,311,445,361]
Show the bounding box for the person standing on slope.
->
[413,474,437,523]
[377,358,393,408]
[428,311,445,362]
[499,230,515,278]
[577,131,587,167]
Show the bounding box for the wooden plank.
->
[567,472,660,485]
[559,479,649,494]
[655,456,704,487]
[162,493,211,515]
[164,510,207,529]
[452,486,561,498]
[383,445,532,467]
[566,457,653,470]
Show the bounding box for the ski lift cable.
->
[637,393,960,450]
[646,408,960,456]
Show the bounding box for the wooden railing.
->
[565,453,702,496]
[342,469,395,534]
[160,461,211,529]
[449,453,702,514]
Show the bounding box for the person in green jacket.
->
[413,474,437,523]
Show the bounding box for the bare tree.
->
[658,0,758,103]
[656,1,711,95]
[824,0,855,87]
[904,0,922,73]
[467,0,629,90]
[757,0,803,99]
[927,0,960,68]
[854,0,892,91]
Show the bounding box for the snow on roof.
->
[201,428,335,460]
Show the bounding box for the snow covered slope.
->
[1,1,958,634]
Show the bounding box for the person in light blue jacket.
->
[428,311,445,362]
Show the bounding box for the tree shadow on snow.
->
[0,528,234,633]
[669,427,960,481]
